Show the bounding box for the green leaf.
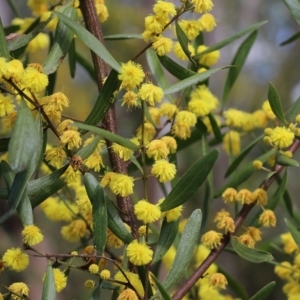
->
[208,113,223,142]
[152,218,179,264]
[43,7,77,75]
[158,55,196,80]
[225,134,263,178]
[53,11,120,71]
[163,67,225,95]
[84,173,107,254]
[89,282,101,300]
[146,49,172,101]
[75,51,97,82]
[104,34,142,40]
[222,30,257,106]
[160,150,219,211]
[0,17,9,59]
[285,96,300,122]
[268,82,287,124]
[277,155,299,167]
[129,155,144,175]
[277,176,293,217]
[285,218,300,248]
[249,281,276,300]
[283,0,300,24]
[175,21,196,66]
[106,197,133,244]
[0,138,10,152]
[151,274,172,300]
[68,39,76,78]
[280,31,300,46]
[8,100,39,173]
[231,238,274,263]
[42,262,56,300]
[162,209,202,290]
[215,149,276,197]
[74,122,140,151]
[7,17,51,51]
[194,21,267,59]
[81,70,121,133]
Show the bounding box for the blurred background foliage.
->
[1,0,300,299]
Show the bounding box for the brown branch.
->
[79,0,137,237]
[173,139,300,300]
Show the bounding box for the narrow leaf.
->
[222,31,257,106]
[163,67,225,95]
[68,39,76,78]
[268,82,287,124]
[277,155,299,167]
[42,262,56,300]
[160,150,219,211]
[208,113,222,142]
[8,99,39,173]
[152,218,179,264]
[280,31,300,45]
[104,34,142,40]
[0,138,10,153]
[194,21,267,59]
[84,173,107,254]
[89,282,101,300]
[75,51,97,81]
[74,122,140,151]
[285,96,300,122]
[158,55,196,80]
[249,282,276,300]
[82,70,121,132]
[231,238,274,263]
[277,176,293,217]
[0,17,9,59]
[175,21,195,65]
[283,0,300,24]
[151,274,172,300]
[225,134,263,178]
[106,197,134,244]
[43,7,77,75]
[162,209,202,290]
[285,218,300,248]
[53,11,120,71]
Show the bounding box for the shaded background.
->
[1,0,300,299]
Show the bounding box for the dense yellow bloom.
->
[172,110,197,139]
[245,227,262,242]
[222,188,237,204]
[100,171,117,187]
[148,107,161,125]
[173,42,195,61]
[253,109,269,128]
[161,202,183,222]
[89,264,99,274]
[6,59,24,82]
[152,35,173,56]
[253,188,268,206]
[262,100,276,120]
[188,85,219,117]
[60,129,82,149]
[214,209,230,222]
[160,136,177,153]
[84,150,104,172]
[109,174,134,196]
[84,279,95,290]
[144,15,165,34]
[9,282,29,300]
[126,240,153,266]
[117,288,138,300]
[52,268,67,292]
[237,234,255,248]
[258,209,276,227]
[57,119,76,134]
[153,1,176,19]
[95,0,109,22]
[21,225,44,246]
[178,20,201,40]
[119,61,145,90]
[191,0,214,13]
[267,126,295,149]
[235,189,254,204]
[122,90,140,108]
[283,281,300,296]
[216,216,235,233]
[2,248,29,272]
[139,83,164,106]
[61,219,87,242]
[134,199,161,223]
[46,92,69,111]
[209,273,228,290]
[0,57,8,79]
[45,147,67,169]
[146,139,169,160]
[199,13,217,31]
[27,0,48,16]
[160,102,178,119]
[201,231,222,249]
[224,108,256,131]
[197,45,220,66]
[0,94,15,117]
[26,33,50,53]
[100,269,111,279]
[223,131,241,156]
[106,228,123,248]
[114,271,144,297]
[253,160,263,170]
[281,233,299,254]
[136,122,156,144]
[274,261,293,280]
[21,65,48,93]
[176,110,197,126]
[151,159,176,182]
[138,225,152,236]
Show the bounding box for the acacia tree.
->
[0,0,300,299]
